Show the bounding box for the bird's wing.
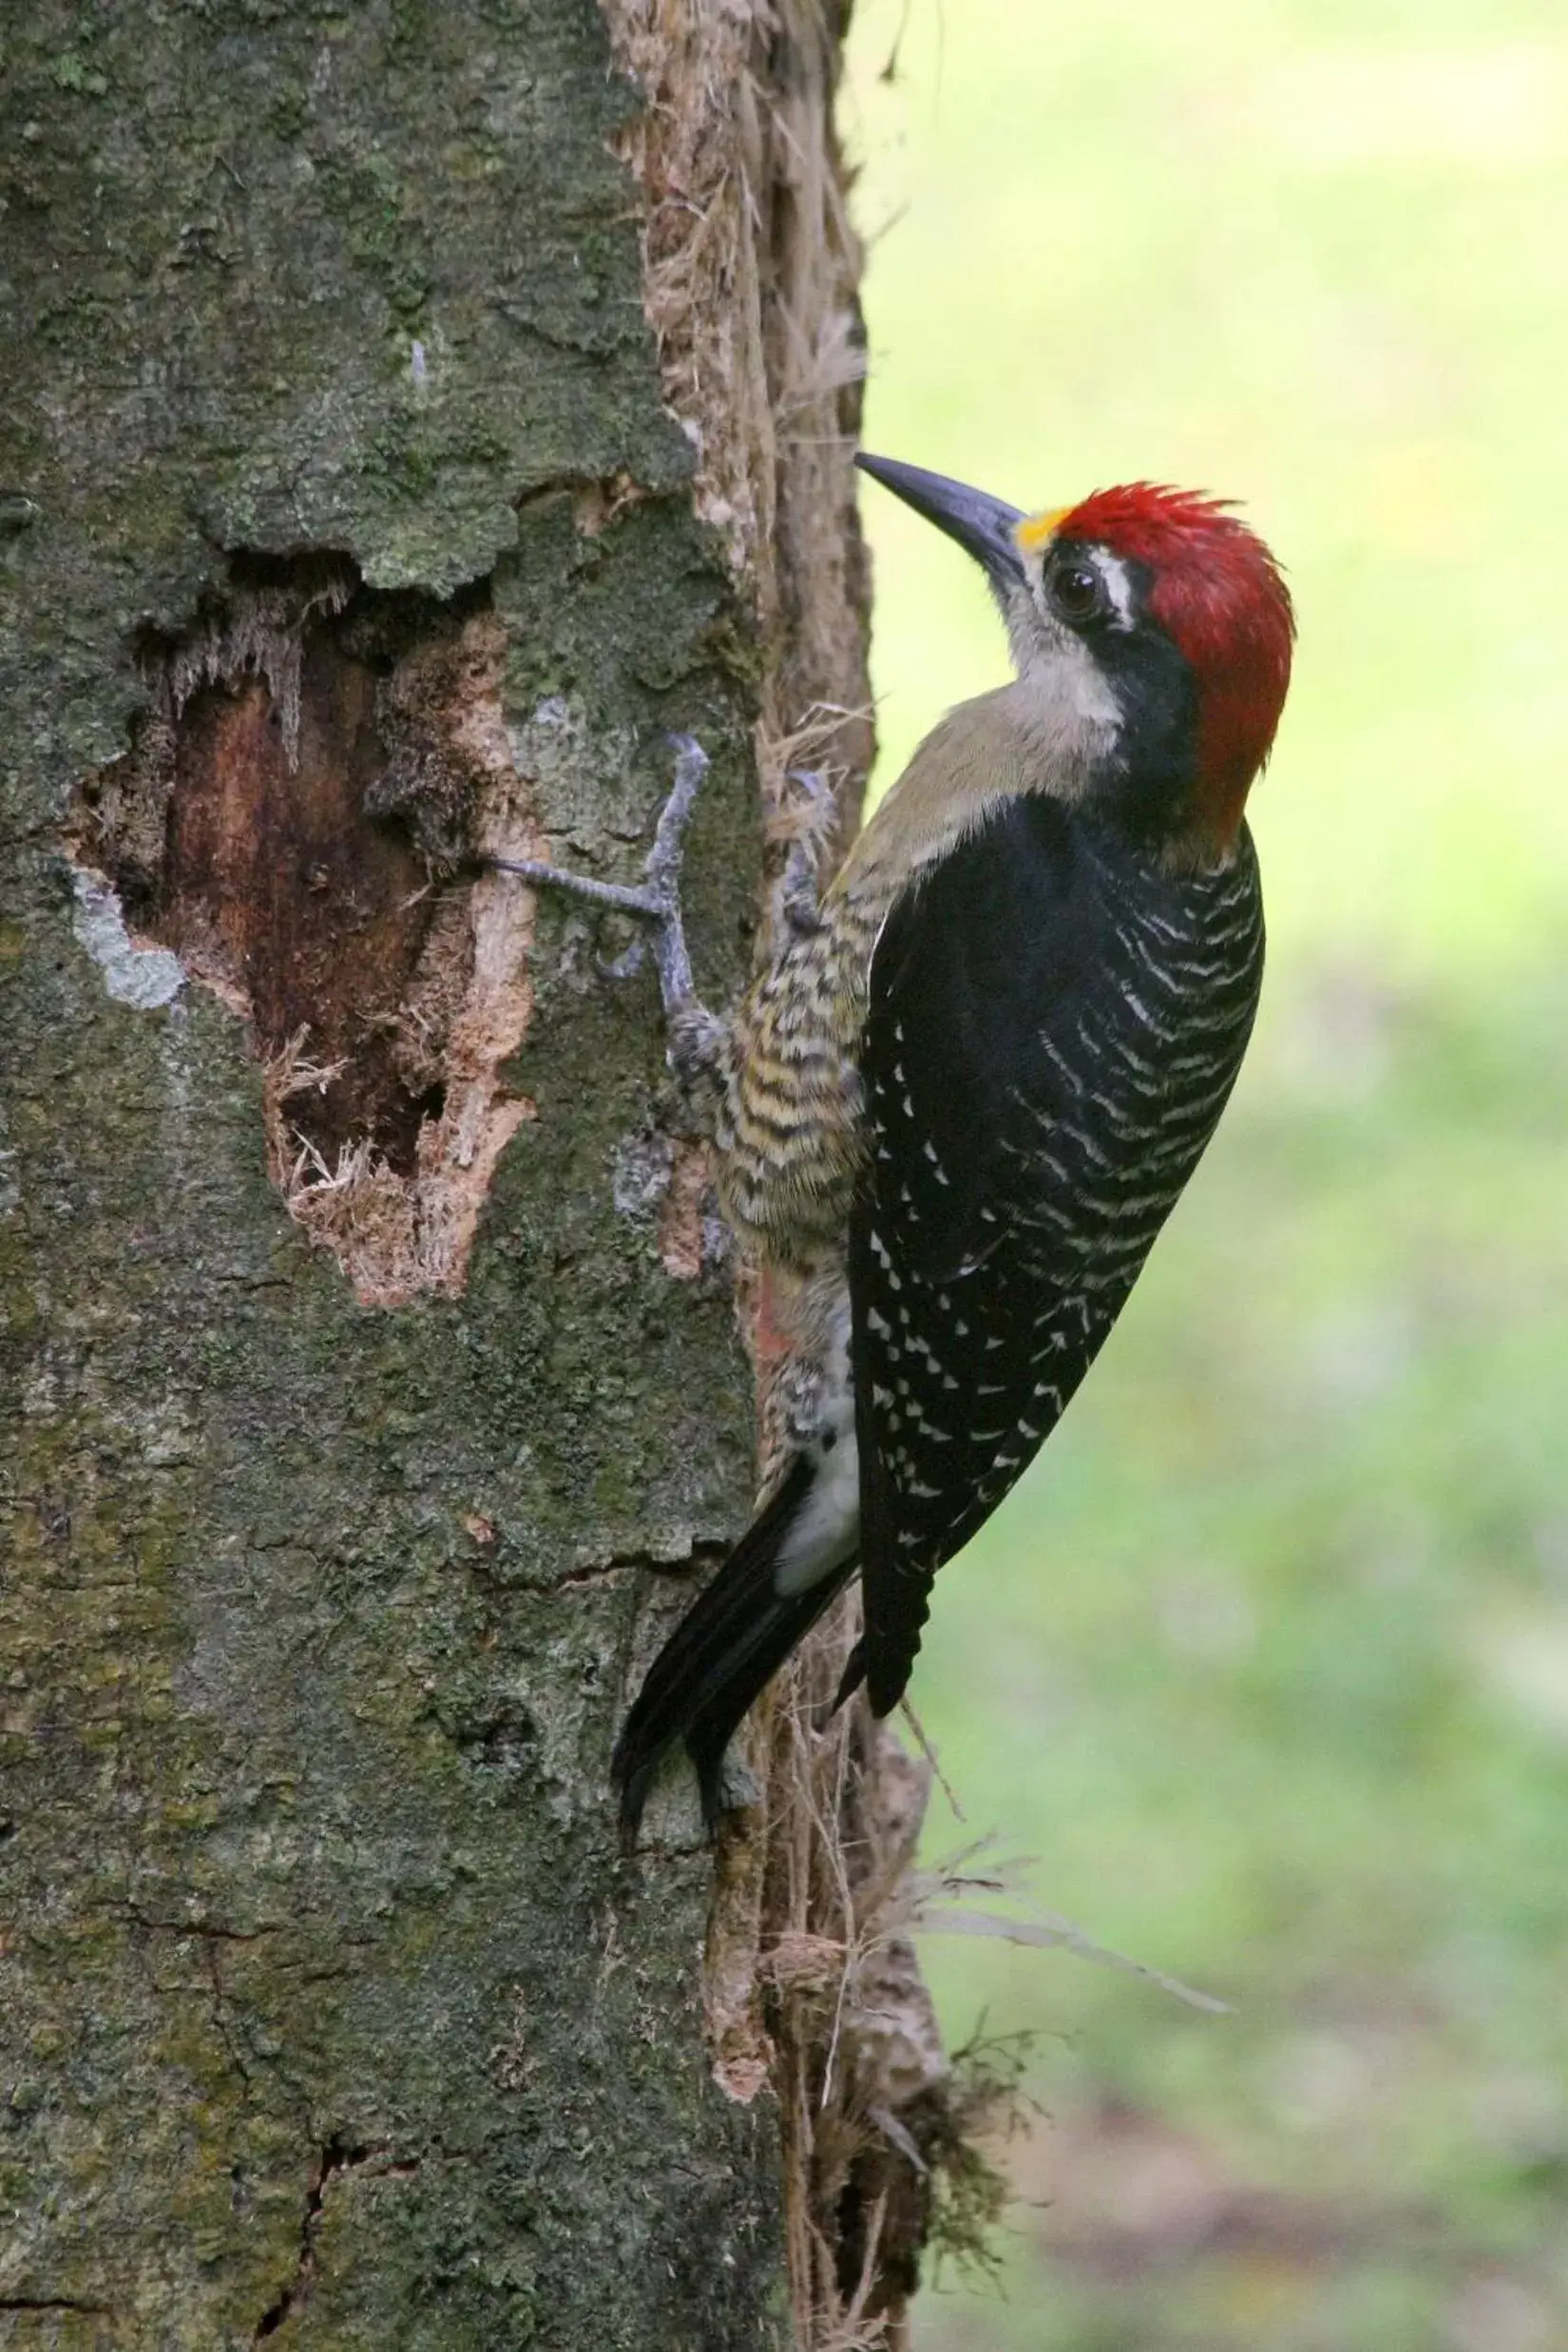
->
[848,794,1261,1715]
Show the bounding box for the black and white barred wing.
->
[849,795,1263,1716]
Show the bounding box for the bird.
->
[506,453,1295,1843]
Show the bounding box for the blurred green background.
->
[840,3,1568,2346]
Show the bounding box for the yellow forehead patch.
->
[1014,504,1071,556]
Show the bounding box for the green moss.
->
[51,50,108,94]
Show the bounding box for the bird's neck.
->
[836,681,1249,909]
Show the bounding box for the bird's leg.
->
[779,840,822,937]
[774,766,839,937]
[490,734,727,1085]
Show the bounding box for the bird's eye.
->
[1045,556,1106,626]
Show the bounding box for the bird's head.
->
[857,453,1294,862]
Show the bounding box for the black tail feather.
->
[612,1456,854,1844]
[832,1637,867,1714]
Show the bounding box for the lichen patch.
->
[68,869,186,1012]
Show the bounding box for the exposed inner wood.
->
[67,574,538,1305]
[163,656,442,1168]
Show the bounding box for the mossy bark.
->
[0,3,847,2342]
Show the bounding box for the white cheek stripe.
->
[1010,616,1122,736]
[1095,548,1137,629]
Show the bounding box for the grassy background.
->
[839,4,1568,2345]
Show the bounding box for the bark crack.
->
[251,2136,414,2343]
[0,2300,116,2317]
[204,1941,253,2091]
[556,1540,728,1592]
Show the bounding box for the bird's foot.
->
[491,733,726,1083]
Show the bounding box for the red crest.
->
[1056,485,1294,838]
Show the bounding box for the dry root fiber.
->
[701,1597,1026,2348]
[604,0,874,852]
[604,3,999,2338]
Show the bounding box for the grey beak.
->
[855,452,1026,595]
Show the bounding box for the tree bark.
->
[1,2,897,2344]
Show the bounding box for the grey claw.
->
[489,736,725,1082]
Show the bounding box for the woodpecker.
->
[500,454,1293,1842]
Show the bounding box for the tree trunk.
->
[2,3,962,2345]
